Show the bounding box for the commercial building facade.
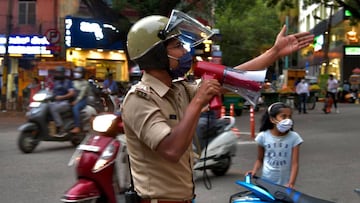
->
[298,1,360,84]
[0,0,128,110]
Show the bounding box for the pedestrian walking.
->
[246,102,303,188]
[324,74,339,113]
[296,78,309,114]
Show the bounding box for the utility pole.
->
[323,4,333,75]
[1,0,13,111]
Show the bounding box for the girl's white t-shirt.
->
[255,130,303,185]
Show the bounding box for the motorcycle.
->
[88,79,117,113]
[101,87,122,113]
[344,90,358,103]
[17,89,98,153]
[193,115,238,176]
[230,174,335,203]
[61,113,127,203]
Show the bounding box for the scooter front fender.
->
[18,122,38,132]
[61,179,100,202]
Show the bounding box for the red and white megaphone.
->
[193,61,267,108]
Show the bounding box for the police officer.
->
[122,11,314,203]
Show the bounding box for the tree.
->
[214,0,281,66]
[82,0,281,67]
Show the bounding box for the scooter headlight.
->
[32,92,47,101]
[29,102,41,108]
[92,114,117,132]
[92,140,120,172]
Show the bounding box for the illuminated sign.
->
[345,10,352,17]
[313,35,324,52]
[345,47,360,55]
[65,16,123,49]
[0,35,51,54]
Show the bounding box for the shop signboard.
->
[0,35,51,55]
[65,16,124,50]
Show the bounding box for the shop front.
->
[299,8,360,87]
[0,34,54,110]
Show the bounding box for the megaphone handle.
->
[202,73,222,110]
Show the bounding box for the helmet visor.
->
[164,10,214,47]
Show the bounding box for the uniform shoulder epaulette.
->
[134,84,150,100]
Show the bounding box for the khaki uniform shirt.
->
[122,72,197,200]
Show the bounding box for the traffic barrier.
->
[220,106,226,117]
[250,106,255,139]
[231,127,241,138]
[230,103,234,117]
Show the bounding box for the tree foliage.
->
[214,0,281,66]
[86,0,281,67]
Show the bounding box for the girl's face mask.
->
[275,118,293,133]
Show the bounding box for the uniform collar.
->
[141,72,170,97]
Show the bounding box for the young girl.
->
[246,102,303,188]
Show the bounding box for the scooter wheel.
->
[18,132,39,153]
[211,157,231,176]
[70,134,85,146]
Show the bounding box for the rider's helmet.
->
[54,66,66,80]
[127,15,181,71]
[73,66,85,79]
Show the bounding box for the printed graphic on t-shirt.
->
[265,142,290,168]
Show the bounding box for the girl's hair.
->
[259,102,291,132]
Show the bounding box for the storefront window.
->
[320,58,341,79]
[86,59,129,82]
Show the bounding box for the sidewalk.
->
[0,110,26,119]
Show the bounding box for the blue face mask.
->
[169,52,193,79]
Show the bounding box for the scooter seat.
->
[202,119,228,139]
[253,176,335,203]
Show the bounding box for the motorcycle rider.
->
[49,66,76,135]
[103,72,119,95]
[122,11,313,202]
[70,66,89,134]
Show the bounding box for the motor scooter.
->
[101,87,122,113]
[17,89,98,153]
[88,79,116,113]
[193,115,238,176]
[61,113,128,203]
[230,174,336,203]
[344,90,358,103]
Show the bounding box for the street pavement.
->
[0,102,360,203]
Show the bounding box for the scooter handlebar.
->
[218,115,236,131]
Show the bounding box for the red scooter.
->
[61,113,129,203]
